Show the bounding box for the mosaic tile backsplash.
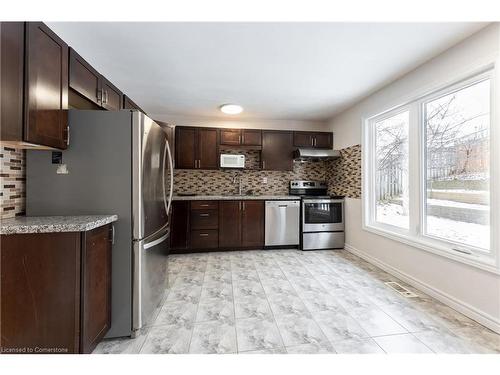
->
[174,144,362,198]
[327,144,362,199]
[0,143,361,220]
[0,146,26,219]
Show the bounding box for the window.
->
[423,79,490,251]
[364,69,496,268]
[374,111,409,229]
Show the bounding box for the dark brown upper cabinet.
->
[1,22,24,144]
[241,129,262,146]
[219,129,262,147]
[69,47,123,111]
[175,127,218,170]
[261,130,294,171]
[1,22,69,149]
[69,48,101,106]
[293,131,333,149]
[100,77,123,111]
[24,22,69,149]
[123,95,144,113]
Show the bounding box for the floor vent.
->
[385,281,419,298]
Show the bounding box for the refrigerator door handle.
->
[166,140,174,215]
[161,139,169,215]
[143,228,170,250]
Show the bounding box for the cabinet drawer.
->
[191,201,218,210]
[190,209,218,230]
[190,230,218,249]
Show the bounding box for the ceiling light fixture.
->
[220,104,243,115]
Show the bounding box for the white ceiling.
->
[48,22,487,121]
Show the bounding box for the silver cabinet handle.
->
[199,213,209,217]
[66,126,70,146]
[199,204,209,207]
[109,225,115,244]
[242,202,245,211]
[199,233,209,237]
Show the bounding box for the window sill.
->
[362,223,499,275]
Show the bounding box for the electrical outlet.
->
[262,177,268,184]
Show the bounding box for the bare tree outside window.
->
[375,111,409,228]
[424,79,490,250]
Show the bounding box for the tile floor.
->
[93,249,500,354]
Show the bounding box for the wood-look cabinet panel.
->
[191,200,218,210]
[123,95,144,113]
[24,22,69,149]
[0,22,24,142]
[100,77,123,111]
[261,131,293,171]
[293,131,333,149]
[242,129,262,146]
[197,128,218,169]
[312,132,333,149]
[218,201,241,248]
[175,127,197,169]
[190,230,218,249]
[190,209,219,230]
[69,48,101,106]
[220,129,241,145]
[293,132,314,148]
[0,232,81,353]
[80,225,112,354]
[170,201,190,251]
[241,200,264,247]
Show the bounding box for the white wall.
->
[328,23,500,332]
[151,114,329,132]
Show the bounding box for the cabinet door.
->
[175,127,197,169]
[242,129,262,146]
[0,232,81,353]
[170,201,190,250]
[1,22,24,142]
[69,48,101,106]
[123,95,144,113]
[219,201,241,248]
[220,129,241,145]
[24,22,69,149]
[293,132,314,147]
[241,200,264,247]
[313,132,333,149]
[262,131,293,171]
[100,77,123,111]
[197,128,218,169]
[81,225,112,354]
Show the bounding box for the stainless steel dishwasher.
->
[265,200,300,246]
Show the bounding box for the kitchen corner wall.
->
[0,146,26,219]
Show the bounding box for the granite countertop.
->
[0,215,118,235]
[172,195,301,201]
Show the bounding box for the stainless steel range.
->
[289,180,345,251]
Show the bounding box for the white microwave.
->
[220,154,245,168]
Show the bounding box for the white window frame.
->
[362,65,499,274]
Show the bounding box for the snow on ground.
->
[376,202,489,250]
[426,198,489,211]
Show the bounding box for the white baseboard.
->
[344,243,500,334]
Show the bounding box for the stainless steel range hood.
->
[294,148,341,159]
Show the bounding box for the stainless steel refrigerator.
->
[26,110,174,338]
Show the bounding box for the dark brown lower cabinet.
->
[0,225,112,354]
[241,201,265,247]
[170,199,265,252]
[170,201,190,251]
[219,201,242,248]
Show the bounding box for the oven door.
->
[302,199,344,232]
